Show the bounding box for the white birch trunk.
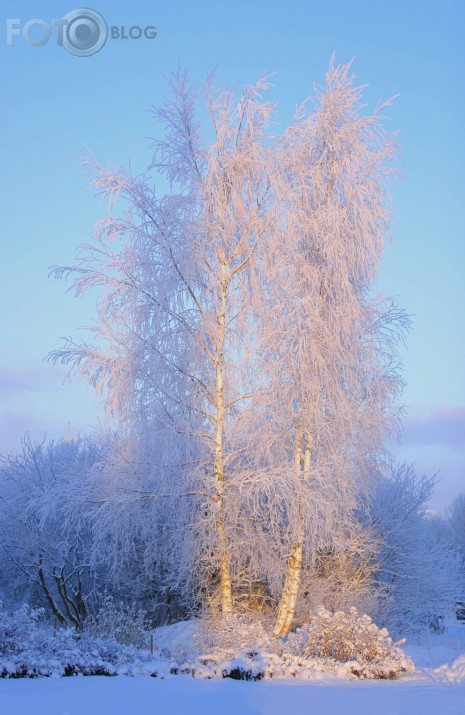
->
[273,535,304,637]
[273,428,306,637]
[273,429,313,637]
[214,262,233,615]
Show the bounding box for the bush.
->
[194,613,272,656]
[0,603,414,680]
[285,606,414,679]
[183,609,413,680]
[0,602,45,658]
[0,602,159,678]
[85,594,151,647]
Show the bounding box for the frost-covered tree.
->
[449,492,465,568]
[0,436,103,629]
[365,461,463,635]
[240,59,407,636]
[50,71,275,616]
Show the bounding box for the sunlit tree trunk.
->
[274,429,311,637]
[214,262,233,614]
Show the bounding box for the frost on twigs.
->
[85,594,151,648]
[0,604,413,680]
[182,610,413,680]
[0,602,161,679]
[194,613,273,656]
[285,607,414,679]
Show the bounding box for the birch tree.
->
[50,71,274,616]
[241,58,407,636]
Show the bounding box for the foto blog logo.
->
[6,7,157,57]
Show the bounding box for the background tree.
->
[0,436,102,630]
[365,461,463,635]
[449,492,465,568]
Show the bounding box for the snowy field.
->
[2,670,465,715]
[3,624,465,715]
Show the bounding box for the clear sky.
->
[1,0,464,509]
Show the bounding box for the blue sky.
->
[1,0,464,509]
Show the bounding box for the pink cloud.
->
[402,406,465,452]
[0,361,68,394]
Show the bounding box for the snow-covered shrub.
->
[285,606,413,679]
[0,602,161,678]
[85,594,151,647]
[194,613,272,656]
[0,602,45,658]
[177,610,412,680]
[0,603,413,681]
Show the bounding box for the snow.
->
[153,618,201,660]
[2,673,465,715]
[2,622,465,714]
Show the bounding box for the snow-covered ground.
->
[2,622,465,715]
[2,670,465,715]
